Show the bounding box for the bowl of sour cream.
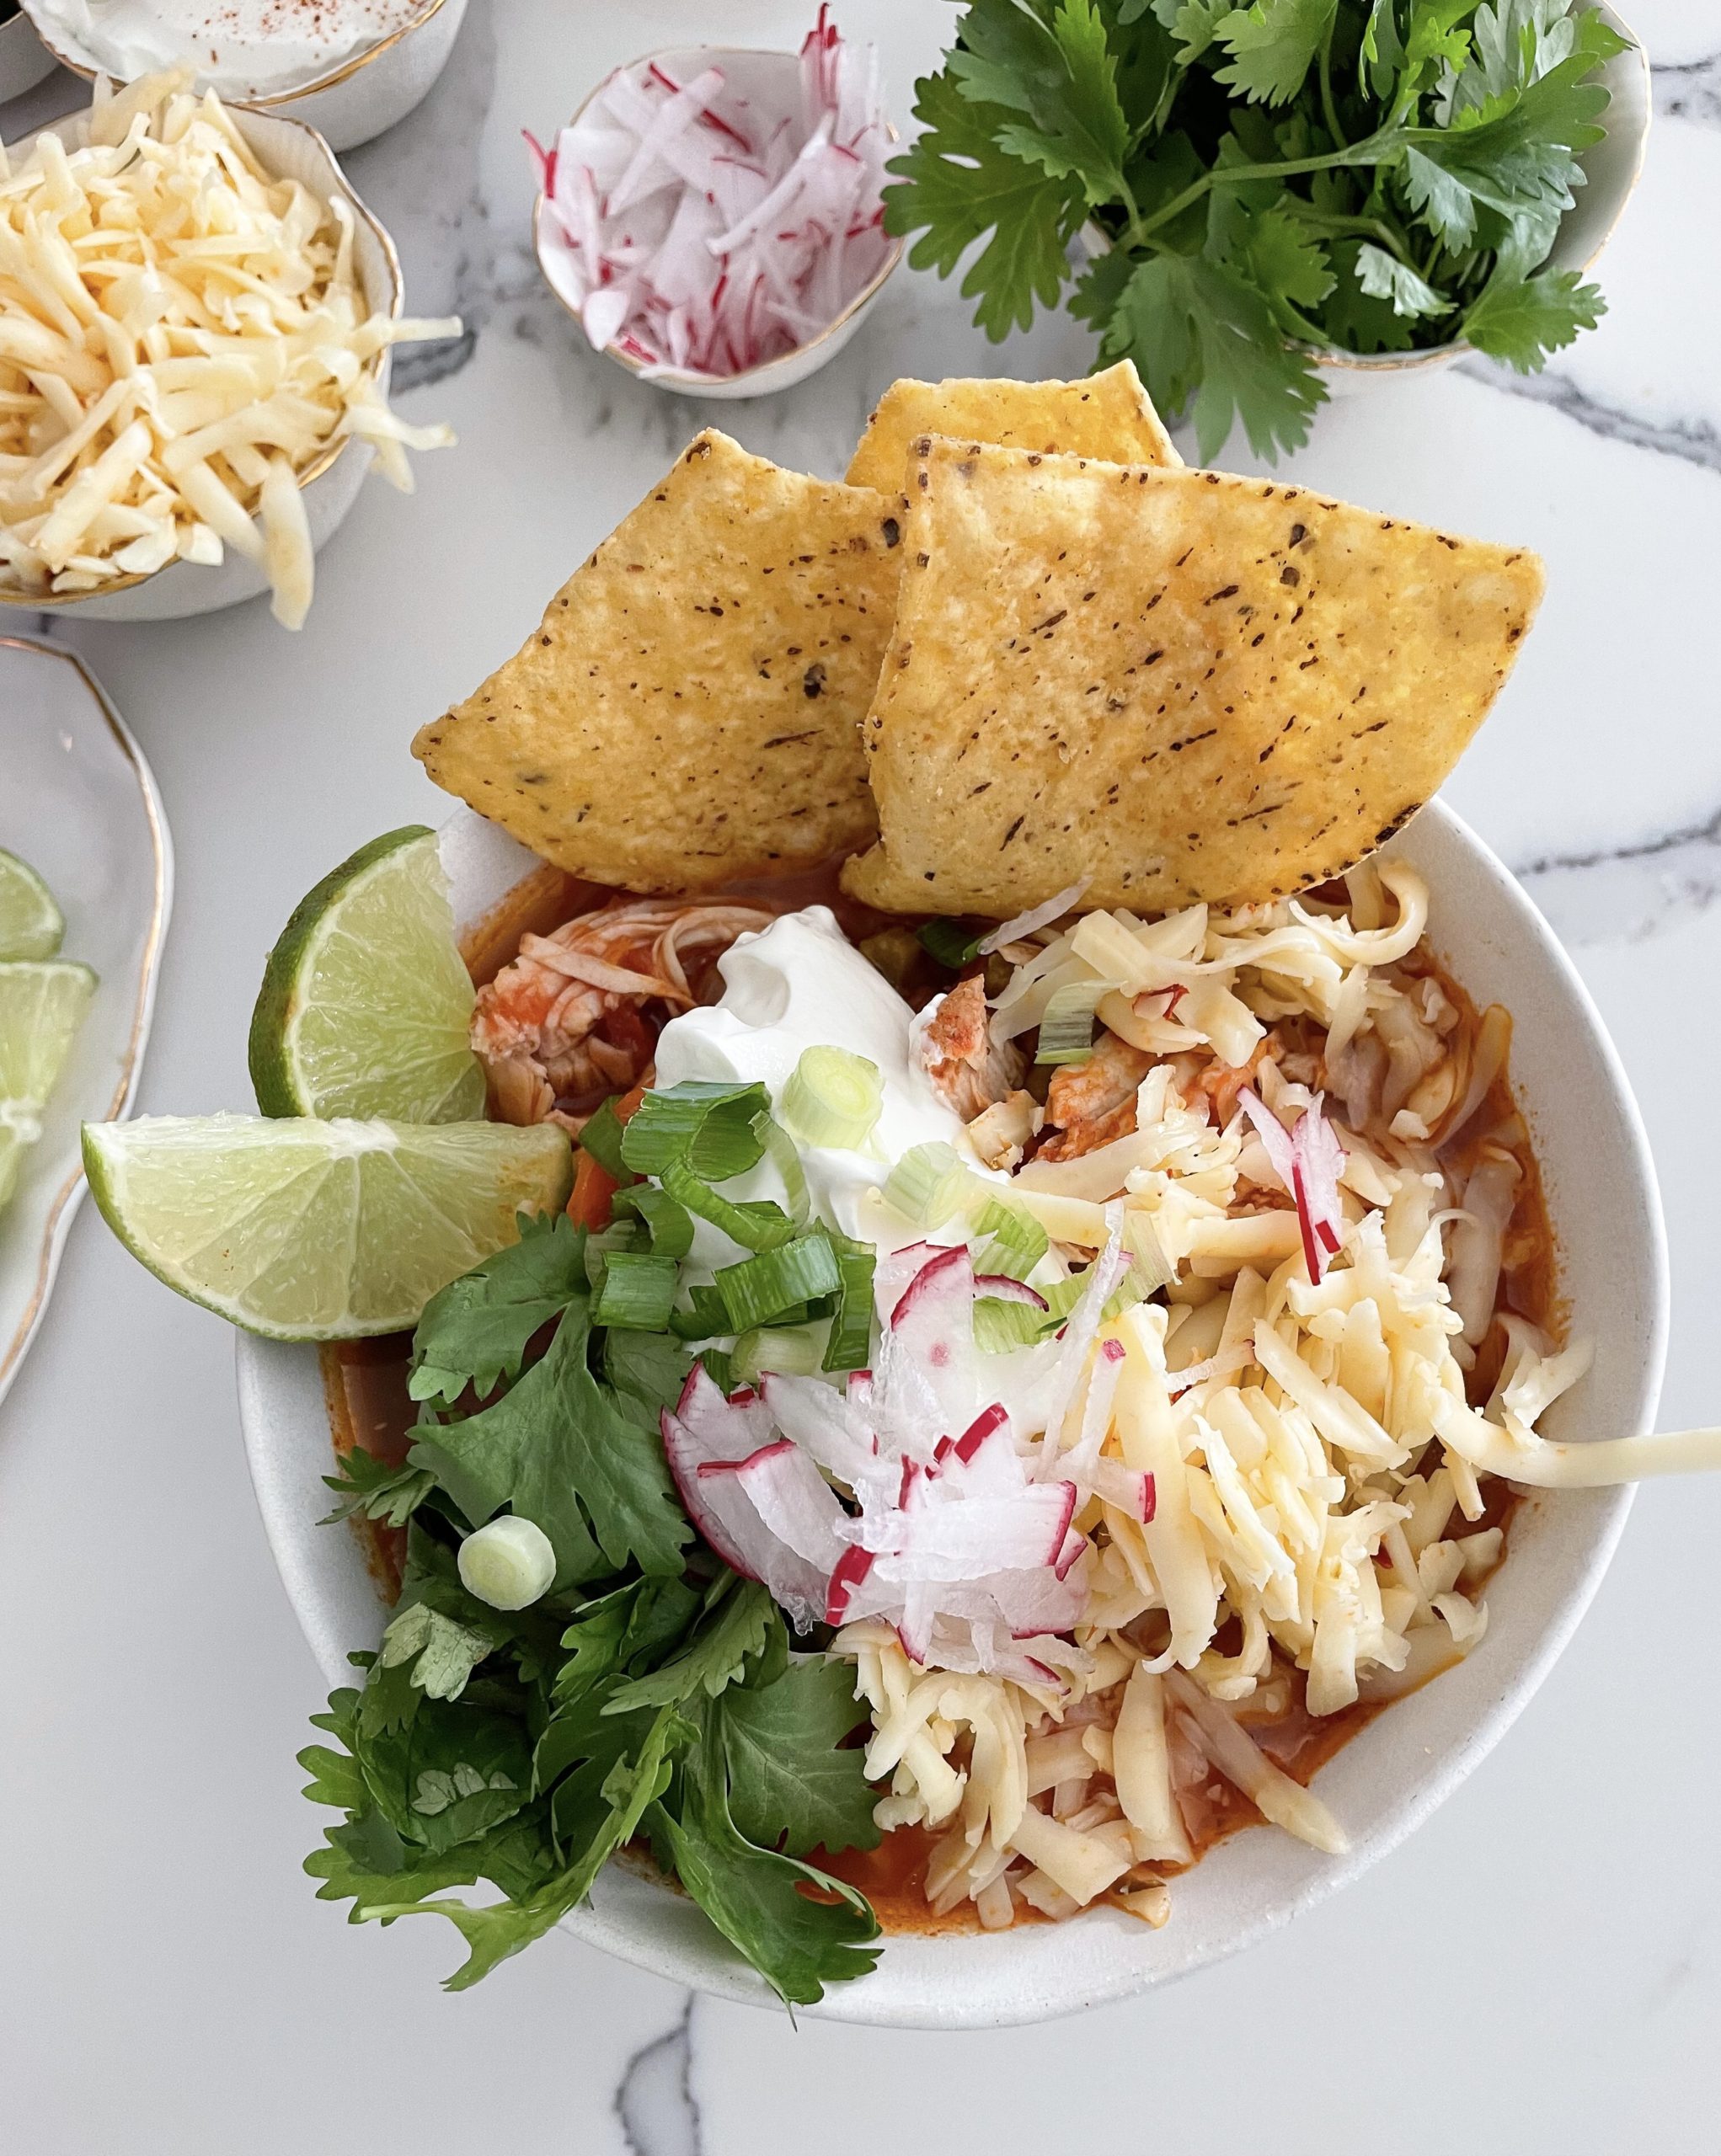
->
[21,0,468,150]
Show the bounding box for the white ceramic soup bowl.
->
[0,101,402,624]
[533,45,902,403]
[20,0,468,151]
[0,8,57,102]
[236,797,1666,2026]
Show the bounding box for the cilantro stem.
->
[1131,128,1401,243]
[1295,207,1417,264]
[1318,16,1348,150]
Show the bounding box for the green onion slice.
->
[698,1346,735,1396]
[879,1140,972,1230]
[973,1294,1053,1353]
[716,1235,842,1333]
[780,1045,884,1152]
[1035,980,1117,1066]
[751,1109,810,1227]
[670,1283,733,1341]
[917,918,984,970]
[659,1158,798,1252]
[820,1230,876,1374]
[970,1193,1050,1282]
[593,1250,680,1331]
[733,1324,824,1386]
[620,1080,771,1180]
[611,1182,695,1260]
[577,1096,637,1182]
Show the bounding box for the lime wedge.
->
[82,1113,573,1340]
[248,826,485,1123]
[0,960,97,1109]
[0,849,64,963]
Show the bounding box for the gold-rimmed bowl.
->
[0,636,172,1411]
[0,99,404,625]
[20,0,468,152]
[534,45,903,403]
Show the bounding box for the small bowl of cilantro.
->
[885,0,1649,462]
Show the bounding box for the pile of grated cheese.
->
[0,71,457,625]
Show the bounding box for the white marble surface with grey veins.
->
[2,3,1718,2150]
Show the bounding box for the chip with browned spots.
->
[846,360,1179,494]
[841,440,1542,917]
[412,430,906,892]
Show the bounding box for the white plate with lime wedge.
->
[0,635,172,1408]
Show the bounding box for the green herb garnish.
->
[885,0,1630,459]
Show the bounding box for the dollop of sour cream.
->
[655,906,1065,1436]
[654,907,967,1266]
[36,0,426,98]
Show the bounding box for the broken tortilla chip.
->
[842,440,1542,917]
[846,360,1179,494]
[413,430,905,892]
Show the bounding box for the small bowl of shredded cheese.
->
[0,70,459,627]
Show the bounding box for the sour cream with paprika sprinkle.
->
[35,0,427,96]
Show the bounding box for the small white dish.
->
[236,796,1665,2026]
[20,0,467,151]
[0,8,57,103]
[0,635,171,1409]
[0,100,403,625]
[534,45,902,403]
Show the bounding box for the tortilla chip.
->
[846,360,1179,494]
[413,430,905,892]
[842,440,1542,917]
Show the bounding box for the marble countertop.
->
[2,3,1718,2148]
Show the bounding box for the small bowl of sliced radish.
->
[529,9,902,401]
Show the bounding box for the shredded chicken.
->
[1039,1031,1152,1161]
[918,974,1026,1120]
[472,898,773,1128]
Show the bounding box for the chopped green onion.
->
[611,1182,695,1260]
[780,1045,884,1152]
[584,1220,642,1295]
[733,1324,824,1386]
[1123,1211,1175,1297]
[620,1080,771,1180]
[716,1234,842,1333]
[820,1230,876,1374]
[974,1295,1053,1353]
[1035,980,1116,1065]
[458,1516,557,1610]
[880,1140,972,1230]
[594,1251,680,1331]
[1040,1276,1086,1328]
[577,1097,637,1182]
[970,1193,1050,1281]
[670,1283,733,1341]
[659,1159,798,1252]
[699,1347,735,1395]
[917,918,983,970]
[751,1109,810,1227]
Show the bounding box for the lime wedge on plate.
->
[0,959,97,1108]
[82,1113,573,1339]
[248,826,485,1123]
[0,849,64,963]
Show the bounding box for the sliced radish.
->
[976,878,1092,956]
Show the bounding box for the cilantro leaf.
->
[1361,0,1407,94]
[399,1702,686,1991]
[378,1598,494,1704]
[1354,238,1453,316]
[319,1444,435,1529]
[1151,0,1233,64]
[1317,236,1422,349]
[410,1299,691,1588]
[655,1731,881,2008]
[884,67,1082,339]
[1214,0,1339,107]
[951,0,1134,204]
[719,1657,880,1860]
[409,1211,589,1408]
[1098,249,1325,460]
[605,1578,780,1715]
[1462,262,1603,366]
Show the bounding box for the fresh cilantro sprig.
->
[885,0,1631,459]
[302,1172,885,2004]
